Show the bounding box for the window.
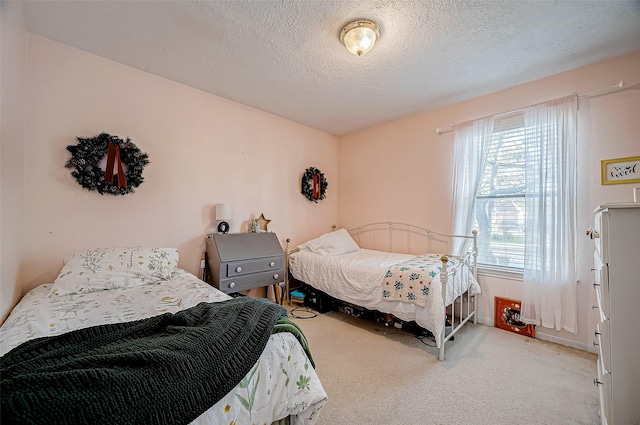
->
[451,95,577,330]
[474,113,525,270]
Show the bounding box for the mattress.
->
[0,269,327,425]
[288,248,480,346]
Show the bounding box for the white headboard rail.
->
[338,221,475,254]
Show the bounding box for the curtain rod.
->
[577,80,624,98]
[436,105,526,135]
[435,80,635,136]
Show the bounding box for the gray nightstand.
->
[205,232,284,297]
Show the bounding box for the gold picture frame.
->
[601,156,640,185]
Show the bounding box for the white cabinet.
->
[589,203,640,425]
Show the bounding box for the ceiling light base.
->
[340,19,380,56]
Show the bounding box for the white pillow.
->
[49,247,179,297]
[298,228,360,256]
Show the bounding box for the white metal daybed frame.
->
[286,221,479,361]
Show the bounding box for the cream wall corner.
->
[18,35,338,302]
[1,0,27,323]
[3,11,638,354]
[338,50,640,351]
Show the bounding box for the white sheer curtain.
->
[451,117,495,255]
[520,95,577,333]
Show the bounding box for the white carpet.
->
[290,308,599,425]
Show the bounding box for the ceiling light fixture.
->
[340,19,380,56]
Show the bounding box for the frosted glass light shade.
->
[340,20,380,56]
[216,204,232,220]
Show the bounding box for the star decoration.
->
[256,213,271,231]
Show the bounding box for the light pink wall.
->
[20,35,338,295]
[0,1,27,322]
[339,51,640,351]
[4,24,638,354]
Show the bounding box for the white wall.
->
[10,34,338,312]
[0,0,27,322]
[339,51,640,351]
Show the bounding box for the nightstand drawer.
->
[597,360,609,425]
[594,210,607,262]
[593,252,609,319]
[218,269,284,293]
[595,322,611,375]
[226,256,284,277]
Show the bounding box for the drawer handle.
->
[593,341,599,348]
[273,274,279,280]
[235,266,242,273]
[593,283,600,288]
[269,261,276,267]
[229,282,236,289]
[594,330,601,337]
[592,305,599,310]
[593,378,602,387]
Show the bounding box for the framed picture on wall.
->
[494,297,536,338]
[601,155,640,185]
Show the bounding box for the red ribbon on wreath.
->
[104,142,127,189]
[313,173,320,199]
[301,166,327,203]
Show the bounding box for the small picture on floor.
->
[494,296,536,338]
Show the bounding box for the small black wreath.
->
[301,167,328,203]
[65,133,150,196]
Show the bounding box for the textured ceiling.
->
[20,0,640,135]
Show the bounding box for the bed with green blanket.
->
[0,251,327,425]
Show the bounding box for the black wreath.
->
[301,167,328,203]
[65,133,150,196]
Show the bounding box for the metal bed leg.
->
[439,327,445,361]
[473,294,478,325]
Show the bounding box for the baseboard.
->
[477,315,492,326]
[535,332,596,354]
[478,315,596,354]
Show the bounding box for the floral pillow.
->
[48,247,179,297]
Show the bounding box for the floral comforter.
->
[382,254,463,307]
[0,270,327,425]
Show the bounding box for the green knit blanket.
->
[1,297,290,425]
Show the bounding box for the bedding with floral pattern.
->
[49,247,180,297]
[0,269,327,425]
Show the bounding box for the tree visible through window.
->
[475,114,526,270]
